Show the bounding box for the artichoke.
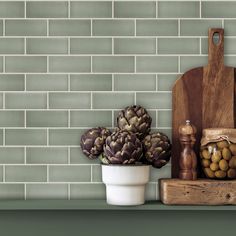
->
[103,130,143,164]
[143,132,171,168]
[80,127,111,159]
[117,105,152,140]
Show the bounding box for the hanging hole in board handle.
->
[212,31,221,45]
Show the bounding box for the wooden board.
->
[172,28,236,178]
[160,178,236,205]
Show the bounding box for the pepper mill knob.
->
[179,120,196,136]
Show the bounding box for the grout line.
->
[24,1,26,18]
[68,38,70,55]
[68,184,70,200]
[2,129,5,146]
[2,19,5,36]
[24,146,26,164]
[222,19,224,28]
[68,110,70,127]
[178,19,180,37]
[134,92,136,105]
[46,19,49,37]
[3,165,5,183]
[24,184,26,200]
[112,74,114,91]
[68,74,70,91]
[2,92,5,109]
[156,38,158,54]
[156,1,158,18]
[199,0,202,19]
[90,165,93,182]
[90,92,93,109]
[68,0,71,18]
[112,0,114,18]
[178,56,180,73]
[112,109,114,127]
[200,37,202,55]
[134,19,136,36]
[90,19,93,36]
[2,56,5,73]
[156,74,158,91]
[134,56,136,73]
[47,165,49,182]
[24,110,26,128]
[156,110,158,128]
[68,147,70,164]
[47,128,49,146]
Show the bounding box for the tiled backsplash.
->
[0,0,234,200]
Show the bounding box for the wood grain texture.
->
[160,178,236,205]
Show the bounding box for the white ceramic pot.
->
[102,165,150,206]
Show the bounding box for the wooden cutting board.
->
[172,28,236,178]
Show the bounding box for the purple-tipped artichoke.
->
[117,105,152,140]
[103,130,143,164]
[143,132,171,168]
[80,127,111,159]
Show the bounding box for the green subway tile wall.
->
[0,0,230,200]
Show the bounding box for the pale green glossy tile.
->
[0,147,24,164]
[158,110,172,127]
[5,56,47,73]
[5,129,47,146]
[0,94,2,109]
[26,111,68,127]
[71,2,112,18]
[49,92,90,109]
[0,130,3,145]
[5,20,47,36]
[0,57,2,72]
[225,20,236,36]
[93,56,134,73]
[114,2,156,18]
[136,92,171,109]
[0,167,3,181]
[136,56,178,73]
[159,1,200,18]
[27,1,68,18]
[0,21,2,35]
[5,165,47,182]
[158,74,178,91]
[49,129,86,146]
[136,20,178,36]
[180,56,208,73]
[26,74,68,91]
[0,38,24,54]
[27,38,68,54]
[92,165,102,182]
[5,93,47,109]
[70,38,112,54]
[157,128,172,140]
[93,20,134,36]
[49,56,90,73]
[0,2,24,18]
[49,20,90,36]
[145,183,156,200]
[26,184,68,199]
[70,183,105,199]
[70,74,112,91]
[93,93,134,109]
[225,56,236,67]
[150,164,171,181]
[0,184,24,199]
[158,38,199,54]
[114,74,156,91]
[114,38,156,54]
[0,74,24,91]
[202,1,236,18]
[0,111,24,127]
[70,147,100,164]
[180,20,222,36]
[70,111,112,127]
[49,165,90,182]
[27,147,68,164]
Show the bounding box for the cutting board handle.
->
[208,28,224,67]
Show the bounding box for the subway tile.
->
[5,20,47,36]
[0,147,24,164]
[136,92,171,109]
[225,56,236,67]
[0,130,3,145]
[0,38,24,54]
[27,1,68,18]
[0,184,24,199]
[71,111,112,128]
[180,20,222,36]
[145,183,156,200]
[71,2,112,18]
[27,38,68,54]
[93,20,134,36]
[5,56,47,73]
[225,20,236,36]
[70,183,105,199]
[49,165,91,182]
[0,74,24,91]
[180,56,208,73]
[70,147,100,164]
[0,57,2,72]
[158,128,172,140]
[0,93,2,109]
[114,2,156,18]
[49,56,91,73]
[114,74,156,91]
[158,74,178,91]
[0,21,2,35]
[93,56,134,73]
[49,92,90,109]
[70,74,112,91]
[0,166,3,181]
[26,111,68,127]
[158,110,172,127]
[0,2,24,18]
[150,164,171,181]
[92,165,102,182]
[93,92,134,109]
[27,147,68,164]
[158,38,199,54]
[136,20,178,36]
[0,111,24,127]
[5,93,47,109]
[5,129,47,146]
[202,1,236,18]
[158,1,200,18]
[49,20,90,36]
[26,184,68,199]
[70,38,112,54]
[26,74,68,91]
[114,38,156,54]
[136,56,178,73]
[49,129,85,146]
[5,166,47,182]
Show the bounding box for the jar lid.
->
[179,120,196,136]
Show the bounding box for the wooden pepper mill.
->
[178,120,197,180]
